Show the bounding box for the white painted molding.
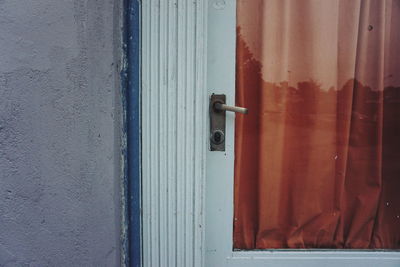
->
[141,1,208,267]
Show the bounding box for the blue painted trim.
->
[120,1,129,264]
[125,0,141,266]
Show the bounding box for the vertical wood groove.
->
[142,1,207,266]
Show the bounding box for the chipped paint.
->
[120,0,141,266]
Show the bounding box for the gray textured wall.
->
[0,0,122,266]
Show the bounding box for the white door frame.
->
[141,1,400,266]
[141,0,208,267]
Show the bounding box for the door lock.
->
[211,129,225,145]
[209,94,248,151]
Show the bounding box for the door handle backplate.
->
[209,94,248,151]
[209,94,226,151]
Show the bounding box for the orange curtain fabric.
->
[234,0,400,249]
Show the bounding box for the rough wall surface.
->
[0,0,122,266]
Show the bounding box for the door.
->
[205,0,400,266]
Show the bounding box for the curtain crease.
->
[234,0,400,249]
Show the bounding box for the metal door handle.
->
[213,102,248,114]
[209,94,248,151]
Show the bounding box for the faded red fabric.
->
[234,0,400,249]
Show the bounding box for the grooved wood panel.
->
[141,1,207,266]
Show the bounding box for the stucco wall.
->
[0,0,122,266]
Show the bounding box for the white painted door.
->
[204,1,400,266]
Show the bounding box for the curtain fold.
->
[234,0,400,249]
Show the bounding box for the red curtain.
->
[234,0,400,249]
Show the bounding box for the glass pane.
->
[234,0,400,249]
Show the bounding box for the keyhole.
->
[214,132,222,143]
[211,130,225,145]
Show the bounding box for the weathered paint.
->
[127,0,142,267]
[120,0,130,265]
[120,0,141,266]
[0,0,122,265]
